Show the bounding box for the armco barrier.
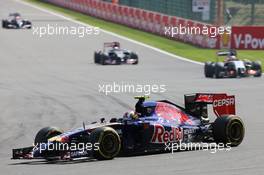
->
[43,0,220,49]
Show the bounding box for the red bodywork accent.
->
[155,102,193,124]
[191,93,236,117]
[151,124,183,143]
[195,94,214,103]
[212,94,236,117]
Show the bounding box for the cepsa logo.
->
[213,97,235,107]
[151,124,183,143]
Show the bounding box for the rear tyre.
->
[204,62,214,78]
[215,62,224,78]
[34,126,63,145]
[90,127,121,160]
[94,52,99,64]
[2,20,6,28]
[213,115,245,147]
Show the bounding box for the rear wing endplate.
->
[184,93,236,117]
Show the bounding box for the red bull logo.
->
[151,124,183,143]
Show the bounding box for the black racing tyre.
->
[34,126,63,146]
[133,59,139,65]
[226,62,238,78]
[252,61,262,77]
[215,62,224,78]
[24,21,32,29]
[213,115,245,147]
[94,52,99,63]
[2,20,6,28]
[131,53,139,65]
[116,58,121,65]
[100,56,106,65]
[90,127,121,160]
[204,62,214,78]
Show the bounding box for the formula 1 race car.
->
[12,94,244,161]
[2,13,32,29]
[94,42,138,65]
[204,50,262,78]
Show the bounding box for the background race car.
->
[204,50,262,78]
[94,42,138,65]
[2,13,32,29]
[12,94,244,161]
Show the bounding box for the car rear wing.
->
[9,13,21,17]
[184,93,236,117]
[217,50,237,57]
[103,42,120,51]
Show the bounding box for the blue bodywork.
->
[16,100,212,159]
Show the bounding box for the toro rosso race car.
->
[2,13,32,29]
[94,42,138,65]
[12,94,244,161]
[204,50,262,78]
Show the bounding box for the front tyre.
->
[26,21,32,29]
[90,127,121,160]
[34,126,63,145]
[100,56,106,65]
[133,59,138,65]
[213,115,245,147]
[131,53,139,65]
[94,52,100,64]
[252,61,262,77]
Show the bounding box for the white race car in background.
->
[204,50,262,78]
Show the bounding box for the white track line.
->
[15,0,203,65]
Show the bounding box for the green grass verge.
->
[26,0,264,68]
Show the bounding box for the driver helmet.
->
[127,111,138,119]
[226,55,237,62]
[229,55,237,60]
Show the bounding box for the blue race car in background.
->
[12,94,244,161]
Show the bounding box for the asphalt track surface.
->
[0,0,264,174]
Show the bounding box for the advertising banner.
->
[231,26,264,50]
